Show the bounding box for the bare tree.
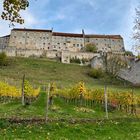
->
[133,5,140,55]
[101,52,127,77]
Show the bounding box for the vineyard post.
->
[21,74,25,106]
[131,86,136,115]
[45,83,50,123]
[104,84,108,119]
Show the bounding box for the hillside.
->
[0,57,140,139]
[0,57,140,93]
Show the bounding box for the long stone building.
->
[0,28,125,63]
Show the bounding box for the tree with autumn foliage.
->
[1,0,29,25]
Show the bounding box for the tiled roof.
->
[85,35,123,39]
[12,28,52,32]
[53,32,83,37]
[12,28,123,39]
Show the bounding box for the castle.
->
[0,28,125,63]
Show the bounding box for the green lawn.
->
[0,57,140,94]
[0,119,140,140]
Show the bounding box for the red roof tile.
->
[53,32,83,37]
[12,28,52,33]
[12,28,123,39]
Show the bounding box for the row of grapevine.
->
[0,81,40,103]
[52,82,140,114]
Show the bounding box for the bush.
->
[0,52,9,66]
[125,51,134,56]
[70,58,89,64]
[88,68,104,79]
[81,58,89,64]
[85,43,97,53]
[70,58,81,64]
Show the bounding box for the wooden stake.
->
[21,74,25,106]
[46,83,50,123]
[104,84,108,119]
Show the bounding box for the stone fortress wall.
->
[0,28,125,63]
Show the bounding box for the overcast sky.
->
[0,0,139,52]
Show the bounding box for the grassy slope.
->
[0,119,140,140]
[0,92,140,140]
[0,57,140,139]
[0,57,140,94]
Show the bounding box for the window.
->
[77,44,79,47]
[57,43,60,45]
[48,47,50,49]
[43,43,45,45]
[73,44,75,47]
[64,43,66,45]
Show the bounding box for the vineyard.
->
[51,82,140,115]
[0,81,140,116]
[0,58,140,139]
[0,81,40,103]
[0,81,140,139]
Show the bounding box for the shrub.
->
[70,58,89,64]
[125,51,134,56]
[85,43,97,53]
[70,58,81,64]
[81,58,89,64]
[0,52,8,66]
[88,68,104,79]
